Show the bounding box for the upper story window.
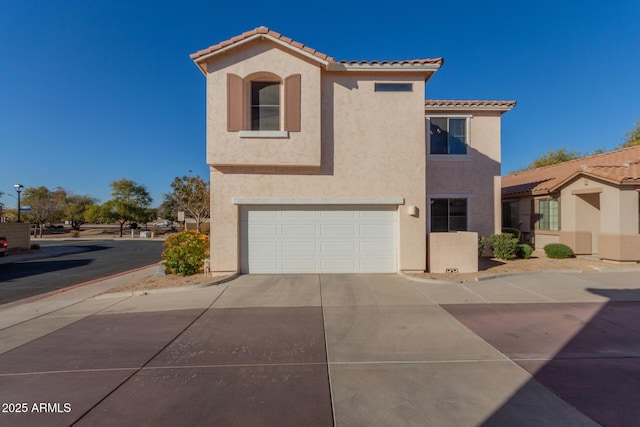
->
[227,73,301,135]
[429,117,468,155]
[374,83,413,92]
[538,198,559,231]
[251,81,280,130]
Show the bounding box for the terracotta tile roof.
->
[425,100,517,108]
[502,146,640,196]
[340,58,443,66]
[190,27,443,67]
[190,27,335,62]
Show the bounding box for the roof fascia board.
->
[193,34,330,70]
[548,171,628,192]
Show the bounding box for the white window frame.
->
[426,114,472,160]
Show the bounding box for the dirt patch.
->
[410,253,639,282]
[105,273,230,294]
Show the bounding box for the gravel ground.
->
[412,253,639,282]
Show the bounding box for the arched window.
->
[227,72,300,133]
[250,79,280,130]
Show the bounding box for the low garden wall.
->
[0,223,31,251]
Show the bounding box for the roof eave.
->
[326,62,442,73]
[191,33,331,74]
[425,105,514,113]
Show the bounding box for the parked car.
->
[154,220,172,227]
[0,237,7,256]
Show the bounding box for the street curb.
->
[474,269,584,282]
[398,271,462,285]
[25,264,159,304]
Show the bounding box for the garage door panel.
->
[320,224,357,236]
[359,224,394,236]
[282,224,317,236]
[360,258,395,271]
[241,205,397,273]
[282,240,317,255]
[358,241,394,254]
[282,259,318,272]
[248,224,279,236]
[281,210,318,220]
[321,241,356,255]
[358,210,395,220]
[321,258,357,271]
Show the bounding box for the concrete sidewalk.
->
[0,271,639,426]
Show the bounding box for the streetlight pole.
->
[13,184,23,222]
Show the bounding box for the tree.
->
[22,187,67,237]
[621,119,640,148]
[100,179,153,237]
[167,175,210,232]
[159,193,179,223]
[523,148,582,170]
[64,194,98,231]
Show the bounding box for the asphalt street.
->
[0,240,163,305]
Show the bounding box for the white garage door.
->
[240,205,397,273]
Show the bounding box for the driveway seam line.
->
[497,278,558,302]
[319,275,337,427]
[71,283,230,426]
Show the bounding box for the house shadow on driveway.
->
[443,288,640,426]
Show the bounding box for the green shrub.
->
[30,243,40,250]
[70,230,80,238]
[544,243,574,259]
[502,227,521,241]
[478,236,490,257]
[517,244,533,259]
[162,230,209,276]
[489,233,519,260]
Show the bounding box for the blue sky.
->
[1,0,639,208]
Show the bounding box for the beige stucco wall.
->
[426,111,503,238]
[428,232,478,273]
[599,233,640,261]
[534,232,560,248]
[559,176,639,257]
[0,223,31,251]
[205,40,322,167]
[205,42,428,273]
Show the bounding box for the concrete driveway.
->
[0,271,639,426]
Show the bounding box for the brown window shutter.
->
[284,74,301,132]
[227,73,243,131]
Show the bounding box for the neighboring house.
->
[191,27,515,274]
[502,146,640,262]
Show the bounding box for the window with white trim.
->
[429,117,468,155]
[431,198,467,232]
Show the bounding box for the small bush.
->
[502,227,521,241]
[162,230,209,276]
[30,243,41,250]
[478,236,490,257]
[151,226,161,236]
[489,233,519,260]
[517,244,533,259]
[544,243,574,259]
[70,230,80,238]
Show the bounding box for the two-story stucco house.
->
[190,27,515,275]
